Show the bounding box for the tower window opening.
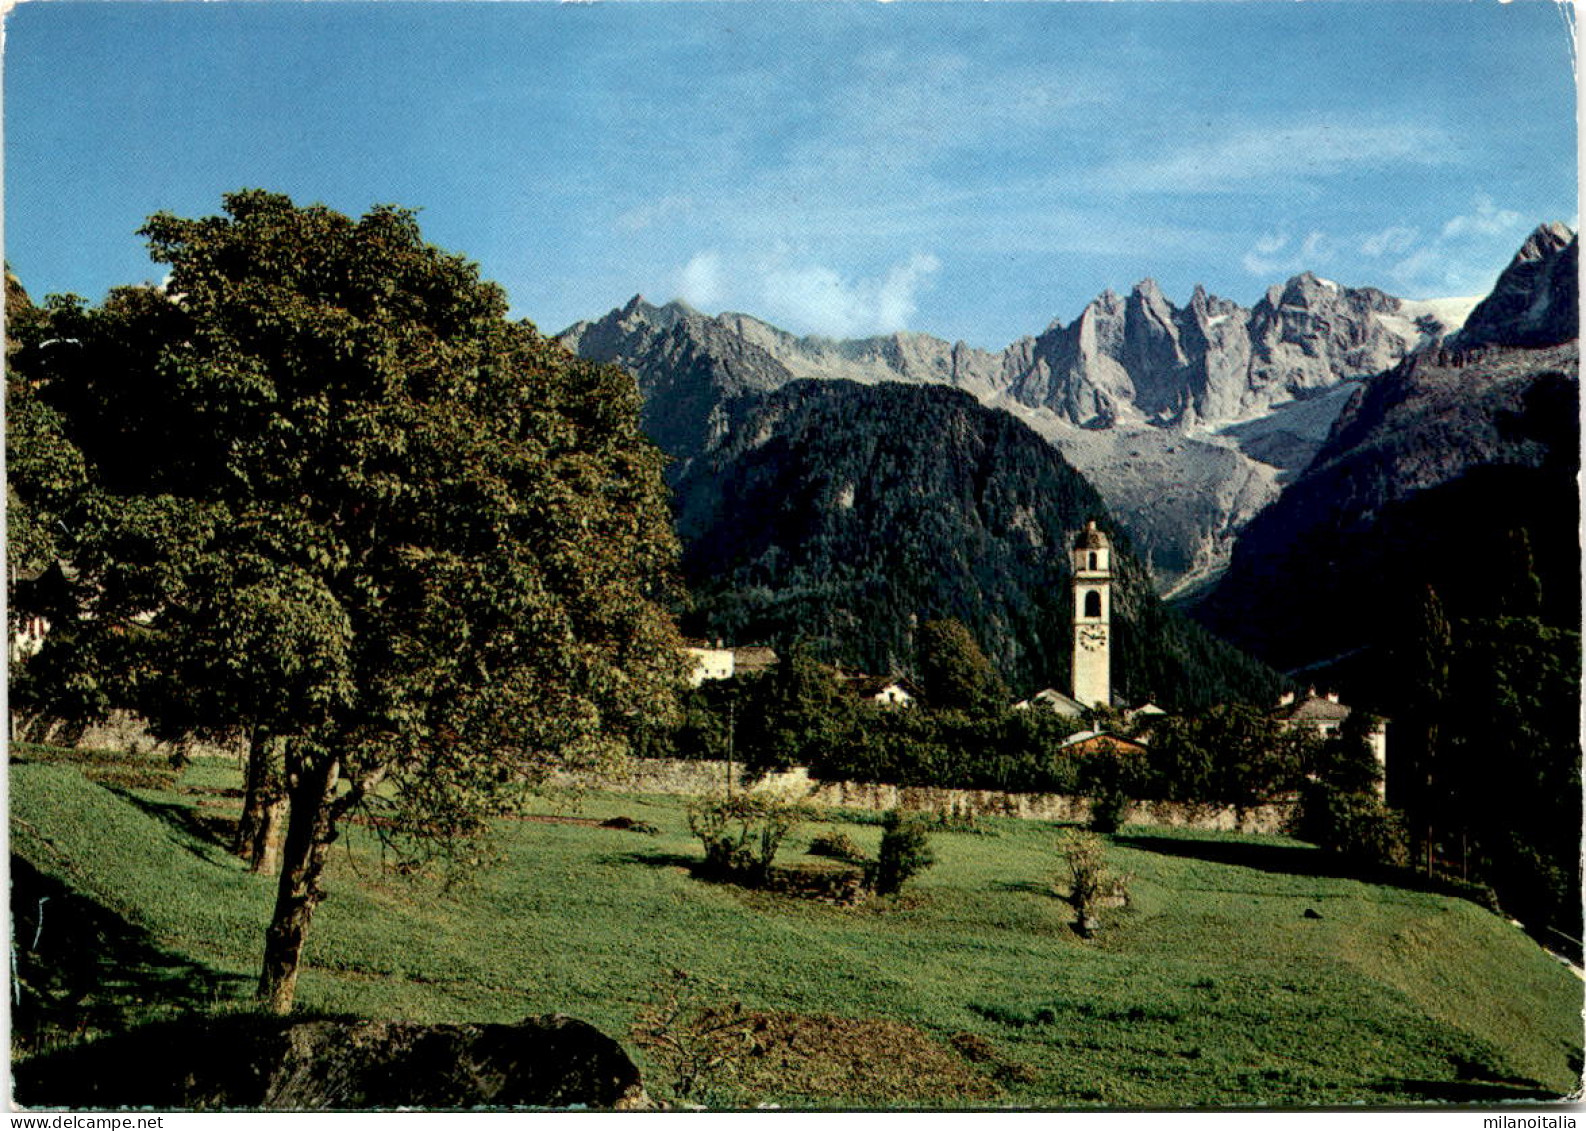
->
[1084,591,1102,618]
[1088,551,1098,570]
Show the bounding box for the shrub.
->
[631,969,766,1105]
[807,830,864,862]
[686,793,809,887]
[872,810,935,896]
[1055,829,1131,936]
[1086,789,1129,834]
[1290,784,1409,868]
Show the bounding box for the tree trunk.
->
[236,730,289,874]
[236,729,271,856]
[253,794,289,875]
[257,750,342,1014]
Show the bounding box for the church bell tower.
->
[1072,521,1112,708]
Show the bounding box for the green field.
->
[10,745,1582,1108]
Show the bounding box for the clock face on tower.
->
[1078,625,1108,651]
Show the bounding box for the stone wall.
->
[37,722,1292,837]
[559,757,1293,836]
[18,710,248,762]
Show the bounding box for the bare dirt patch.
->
[735,1011,1001,1105]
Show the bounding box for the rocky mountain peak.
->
[1133,277,1167,302]
[1516,221,1574,262]
[1455,222,1578,350]
[1093,289,1126,317]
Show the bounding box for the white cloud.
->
[1241,231,1333,277]
[616,194,694,234]
[1440,196,1523,240]
[1382,196,1533,295]
[1097,121,1455,197]
[761,252,941,338]
[1360,226,1419,258]
[666,248,943,338]
[676,250,725,311]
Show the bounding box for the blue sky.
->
[4,2,1577,350]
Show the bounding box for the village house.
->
[682,640,779,687]
[1012,687,1088,717]
[1272,688,1388,791]
[842,673,920,708]
[1058,729,1150,758]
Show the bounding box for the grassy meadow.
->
[9,743,1582,1108]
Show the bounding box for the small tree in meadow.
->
[1055,829,1130,936]
[631,969,766,1106]
[873,809,936,895]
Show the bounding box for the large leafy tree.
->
[17,191,687,1011]
[915,618,1007,714]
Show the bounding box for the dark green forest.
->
[673,380,1281,710]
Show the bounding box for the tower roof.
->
[1074,521,1110,551]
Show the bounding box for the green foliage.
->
[806,830,864,862]
[807,707,1085,794]
[1315,711,1385,797]
[686,792,810,886]
[1143,705,1315,812]
[1080,754,1136,834]
[1290,785,1409,868]
[1290,709,1405,868]
[873,810,936,896]
[735,643,855,776]
[1437,615,1582,937]
[1055,830,1131,932]
[916,618,1007,713]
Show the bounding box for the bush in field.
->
[1055,829,1131,936]
[1291,784,1409,868]
[873,810,935,896]
[686,793,809,886]
[807,830,864,862]
[632,969,766,1106]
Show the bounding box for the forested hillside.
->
[674,379,1280,708]
[1192,226,1581,942]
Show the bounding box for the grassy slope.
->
[10,749,1582,1107]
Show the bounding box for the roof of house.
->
[845,674,919,699]
[732,646,779,673]
[1059,729,1149,752]
[681,639,730,652]
[1272,692,1353,724]
[1018,687,1088,715]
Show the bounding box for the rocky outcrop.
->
[999,274,1427,429]
[14,1013,648,1110]
[560,297,795,481]
[1454,222,1579,350]
[1196,221,1581,672]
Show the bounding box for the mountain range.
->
[559,221,1578,686]
[559,261,1482,592]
